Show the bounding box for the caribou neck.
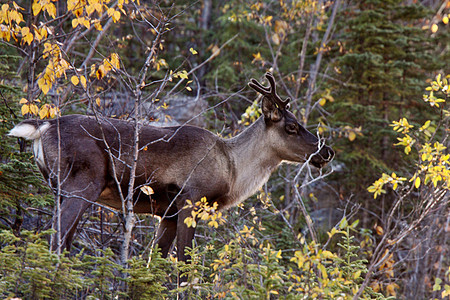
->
[224,117,282,206]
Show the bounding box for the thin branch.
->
[304,0,341,121]
[165,34,238,98]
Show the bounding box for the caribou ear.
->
[262,97,282,122]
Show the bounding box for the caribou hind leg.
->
[154,217,177,257]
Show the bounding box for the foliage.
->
[203,216,387,299]
[0,57,52,234]
[126,250,171,300]
[0,221,390,299]
[327,0,443,196]
[368,74,449,203]
[183,197,226,229]
[0,230,173,299]
[364,74,449,298]
[0,229,83,298]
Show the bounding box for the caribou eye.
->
[286,123,297,134]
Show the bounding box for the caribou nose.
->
[323,146,335,162]
[310,145,334,168]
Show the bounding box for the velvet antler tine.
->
[249,72,290,109]
[248,82,265,95]
[249,79,271,95]
[265,73,277,96]
[265,73,289,109]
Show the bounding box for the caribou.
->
[9,73,334,264]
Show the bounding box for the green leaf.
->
[433,277,442,291]
[339,217,348,229]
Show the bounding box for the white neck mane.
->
[223,118,282,209]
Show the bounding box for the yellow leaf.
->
[140,185,154,195]
[82,18,90,29]
[415,177,421,189]
[433,278,442,291]
[443,15,449,25]
[90,64,96,77]
[318,264,328,279]
[95,97,101,107]
[32,2,42,16]
[210,45,220,58]
[184,217,196,228]
[110,53,120,69]
[386,283,399,296]
[21,26,29,36]
[12,2,24,11]
[86,3,95,15]
[29,104,39,115]
[94,2,103,15]
[322,250,335,259]
[319,98,326,106]
[49,106,58,118]
[41,83,50,95]
[353,270,361,279]
[24,33,33,45]
[19,26,33,45]
[420,120,431,131]
[39,106,48,119]
[271,33,280,45]
[189,47,198,55]
[431,24,438,33]
[375,225,384,236]
[274,20,288,36]
[107,7,115,17]
[96,64,106,79]
[370,281,381,292]
[208,220,218,228]
[19,98,28,104]
[263,15,273,25]
[12,7,25,20]
[113,10,121,22]
[21,104,29,115]
[80,75,87,88]
[37,77,45,89]
[178,70,188,80]
[67,0,77,11]
[46,3,56,18]
[442,285,450,297]
[348,131,356,141]
[252,52,262,64]
[327,227,337,238]
[405,146,411,155]
[71,75,79,86]
[94,22,103,31]
[42,42,53,58]
[72,18,79,28]
[34,26,47,42]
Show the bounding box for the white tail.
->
[9,122,50,140]
[9,122,51,168]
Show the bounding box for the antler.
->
[248,72,290,109]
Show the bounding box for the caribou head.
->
[249,72,334,169]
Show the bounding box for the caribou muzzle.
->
[310,145,334,169]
